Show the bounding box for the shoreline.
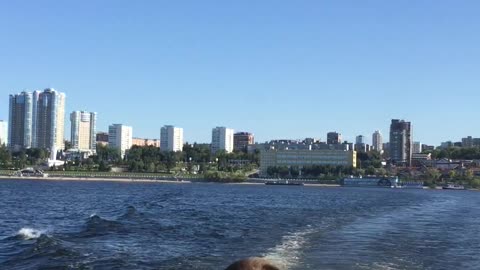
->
[0,175,191,184]
[1,177,477,190]
[5,175,474,189]
[0,176,341,187]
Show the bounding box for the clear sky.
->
[1,1,479,145]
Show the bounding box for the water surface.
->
[0,180,479,269]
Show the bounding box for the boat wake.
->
[263,225,315,269]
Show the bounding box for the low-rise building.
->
[132,138,160,147]
[96,132,109,146]
[440,141,453,149]
[421,144,435,152]
[233,132,254,152]
[412,153,431,167]
[260,149,356,176]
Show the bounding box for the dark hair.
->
[225,258,280,270]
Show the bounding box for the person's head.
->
[225,257,280,270]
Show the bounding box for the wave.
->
[120,205,144,220]
[16,228,45,240]
[78,214,126,238]
[263,225,316,269]
[0,234,81,269]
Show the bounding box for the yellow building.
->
[260,149,356,176]
[132,138,160,147]
[70,111,96,152]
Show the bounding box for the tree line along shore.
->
[1,144,480,187]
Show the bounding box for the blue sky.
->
[1,1,479,145]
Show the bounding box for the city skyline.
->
[1,2,480,145]
[4,90,480,148]
[4,91,480,148]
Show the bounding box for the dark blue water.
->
[0,180,479,269]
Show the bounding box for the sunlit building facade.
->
[70,111,97,153]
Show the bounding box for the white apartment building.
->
[0,120,7,146]
[108,124,132,158]
[160,125,184,152]
[372,130,383,152]
[211,127,234,154]
[412,141,422,154]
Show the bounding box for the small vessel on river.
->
[442,184,465,190]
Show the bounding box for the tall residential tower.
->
[70,111,97,152]
[327,132,342,144]
[211,127,234,154]
[108,124,132,158]
[389,119,412,166]
[160,125,184,152]
[0,120,7,146]
[8,92,33,151]
[32,89,66,151]
[372,130,383,152]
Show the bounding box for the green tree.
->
[277,166,289,178]
[448,170,457,180]
[267,166,278,177]
[425,168,442,181]
[147,162,156,173]
[99,160,109,172]
[0,145,12,168]
[465,169,474,180]
[290,166,300,178]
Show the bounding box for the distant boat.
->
[265,180,304,186]
[442,184,465,190]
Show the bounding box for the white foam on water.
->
[17,227,45,240]
[263,226,315,269]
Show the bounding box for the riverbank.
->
[0,176,342,187]
[0,175,191,184]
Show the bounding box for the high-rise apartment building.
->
[234,132,254,152]
[372,130,383,152]
[32,89,66,151]
[355,135,365,144]
[8,92,33,151]
[108,124,132,158]
[0,120,7,146]
[389,119,412,166]
[160,125,184,152]
[327,132,342,144]
[462,136,474,148]
[70,111,97,152]
[211,127,234,154]
[412,141,422,154]
[8,89,66,152]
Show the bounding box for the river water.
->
[0,179,479,269]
